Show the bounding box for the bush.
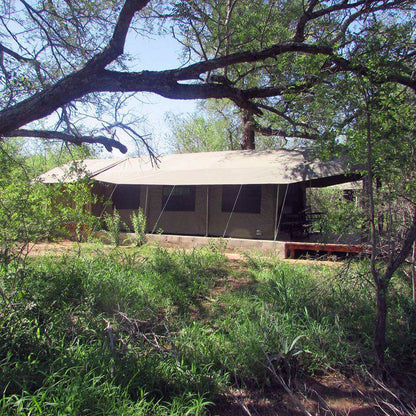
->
[130,208,147,246]
[103,209,123,246]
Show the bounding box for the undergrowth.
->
[0,245,415,414]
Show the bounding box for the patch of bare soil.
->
[27,240,79,256]
[213,370,414,416]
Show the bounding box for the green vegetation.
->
[103,209,124,247]
[130,208,147,247]
[1,245,415,415]
[307,187,363,241]
[0,143,100,261]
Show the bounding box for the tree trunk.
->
[412,242,416,306]
[241,109,255,150]
[374,282,387,377]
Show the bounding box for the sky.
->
[24,28,198,158]
[122,32,198,155]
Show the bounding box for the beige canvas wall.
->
[141,184,305,240]
[94,182,306,240]
[205,184,274,239]
[144,185,207,236]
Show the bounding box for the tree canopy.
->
[0,0,414,153]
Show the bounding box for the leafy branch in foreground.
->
[0,0,414,151]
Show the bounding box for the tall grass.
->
[0,245,227,415]
[1,246,415,414]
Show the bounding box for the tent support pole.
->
[144,185,149,232]
[273,184,280,241]
[144,185,149,216]
[223,184,243,238]
[151,185,175,234]
[205,186,209,237]
[276,184,289,240]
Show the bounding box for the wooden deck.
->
[285,241,370,259]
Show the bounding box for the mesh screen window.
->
[162,186,196,211]
[112,185,140,209]
[222,185,261,213]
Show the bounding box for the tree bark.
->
[241,109,255,150]
[374,282,387,377]
[412,242,416,306]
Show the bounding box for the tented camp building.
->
[39,149,361,241]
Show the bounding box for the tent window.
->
[112,185,141,209]
[222,185,261,214]
[162,186,196,211]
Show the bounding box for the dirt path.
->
[28,241,342,268]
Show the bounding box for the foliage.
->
[1,246,415,414]
[161,1,415,146]
[0,141,57,263]
[307,187,364,243]
[25,141,98,177]
[103,209,124,246]
[166,100,240,152]
[0,246,228,415]
[130,208,147,246]
[333,80,416,370]
[0,1,414,152]
[56,163,100,243]
[0,142,102,262]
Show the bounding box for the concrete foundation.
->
[144,234,286,258]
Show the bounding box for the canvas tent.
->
[39,149,360,240]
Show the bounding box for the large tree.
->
[0,0,414,153]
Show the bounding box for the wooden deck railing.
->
[285,242,370,259]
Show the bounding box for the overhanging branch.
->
[0,0,414,148]
[173,42,333,80]
[3,129,128,153]
[86,0,151,70]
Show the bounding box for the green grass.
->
[0,244,415,414]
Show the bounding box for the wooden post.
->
[144,185,149,215]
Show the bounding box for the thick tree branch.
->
[173,42,333,80]
[0,0,414,146]
[86,0,151,70]
[3,129,127,153]
[0,45,414,137]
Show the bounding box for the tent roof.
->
[38,149,358,186]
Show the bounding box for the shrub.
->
[103,209,123,246]
[130,208,147,246]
